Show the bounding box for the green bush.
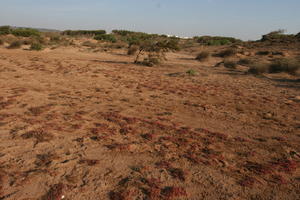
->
[224,60,237,69]
[186,69,197,76]
[94,34,117,43]
[30,43,43,51]
[8,40,22,49]
[11,28,40,37]
[196,51,210,61]
[216,48,236,57]
[195,36,241,46]
[0,26,11,35]
[62,30,106,36]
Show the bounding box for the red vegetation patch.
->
[271,174,288,185]
[41,183,64,200]
[272,159,298,174]
[78,159,99,166]
[109,188,138,200]
[239,176,257,187]
[244,162,273,175]
[168,168,186,182]
[21,129,54,144]
[161,187,187,200]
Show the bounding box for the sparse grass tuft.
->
[216,48,236,57]
[186,69,197,76]
[196,51,210,61]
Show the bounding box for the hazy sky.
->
[1,0,299,40]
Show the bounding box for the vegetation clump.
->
[196,51,210,61]
[8,40,22,49]
[248,58,300,75]
[224,60,237,69]
[269,58,300,75]
[30,42,43,51]
[11,28,40,37]
[62,30,106,36]
[0,26,11,35]
[186,69,197,76]
[216,48,236,57]
[238,58,253,65]
[94,34,117,43]
[194,36,241,46]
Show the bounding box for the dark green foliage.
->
[30,42,43,51]
[196,51,210,61]
[216,48,236,57]
[8,40,22,49]
[94,34,117,43]
[11,28,40,37]
[194,36,241,46]
[0,26,11,35]
[224,60,237,69]
[62,30,106,36]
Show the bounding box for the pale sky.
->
[1,0,299,40]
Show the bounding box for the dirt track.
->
[0,47,299,200]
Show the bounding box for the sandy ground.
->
[0,47,299,200]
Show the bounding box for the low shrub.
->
[8,40,22,49]
[82,41,97,48]
[186,69,197,76]
[94,34,117,43]
[141,54,161,66]
[127,45,138,55]
[269,58,300,75]
[238,58,253,65]
[224,60,237,69]
[0,26,11,35]
[216,48,236,57]
[62,30,106,36]
[256,51,270,56]
[30,42,43,51]
[248,63,269,74]
[11,28,40,37]
[196,51,210,61]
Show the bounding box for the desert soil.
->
[0,47,299,200]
